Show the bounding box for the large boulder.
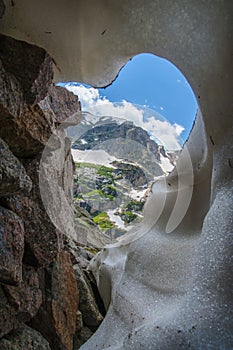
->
[0,34,53,106]
[0,57,24,120]
[0,104,55,158]
[0,34,55,158]
[39,84,81,123]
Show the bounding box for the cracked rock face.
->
[0,35,55,158]
[73,264,103,328]
[3,158,63,268]
[0,138,32,196]
[4,265,42,323]
[29,251,78,350]
[0,33,102,350]
[0,207,24,286]
[0,284,19,338]
[39,85,81,123]
[0,34,53,105]
[0,103,56,158]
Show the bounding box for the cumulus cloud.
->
[63,84,105,110]
[64,83,184,150]
[143,118,184,150]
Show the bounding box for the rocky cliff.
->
[73,117,161,158]
[0,34,104,349]
[71,114,175,168]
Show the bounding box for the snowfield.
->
[72,149,117,167]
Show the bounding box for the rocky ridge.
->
[71,114,175,168]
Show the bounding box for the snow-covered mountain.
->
[69,113,176,173]
[70,114,177,241]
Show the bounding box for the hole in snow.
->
[58,53,198,242]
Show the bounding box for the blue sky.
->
[98,54,197,141]
[59,53,197,150]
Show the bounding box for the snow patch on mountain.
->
[72,149,117,167]
[82,112,127,126]
[106,210,127,230]
[159,154,174,173]
[129,188,148,200]
[98,115,126,125]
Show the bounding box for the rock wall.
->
[0,35,104,349]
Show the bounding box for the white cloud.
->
[174,123,185,136]
[143,118,184,150]
[63,84,106,110]
[64,83,184,150]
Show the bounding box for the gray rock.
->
[73,264,103,328]
[0,138,32,196]
[0,57,24,120]
[73,203,110,248]
[39,84,81,123]
[4,265,42,323]
[0,104,56,158]
[0,284,18,337]
[0,34,55,158]
[29,251,78,350]
[76,310,83,331]
[3,157,63,267]
[74,327,93,350]
[0,324,51,349]
[0,34,53,106]
[0,206,24,285]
